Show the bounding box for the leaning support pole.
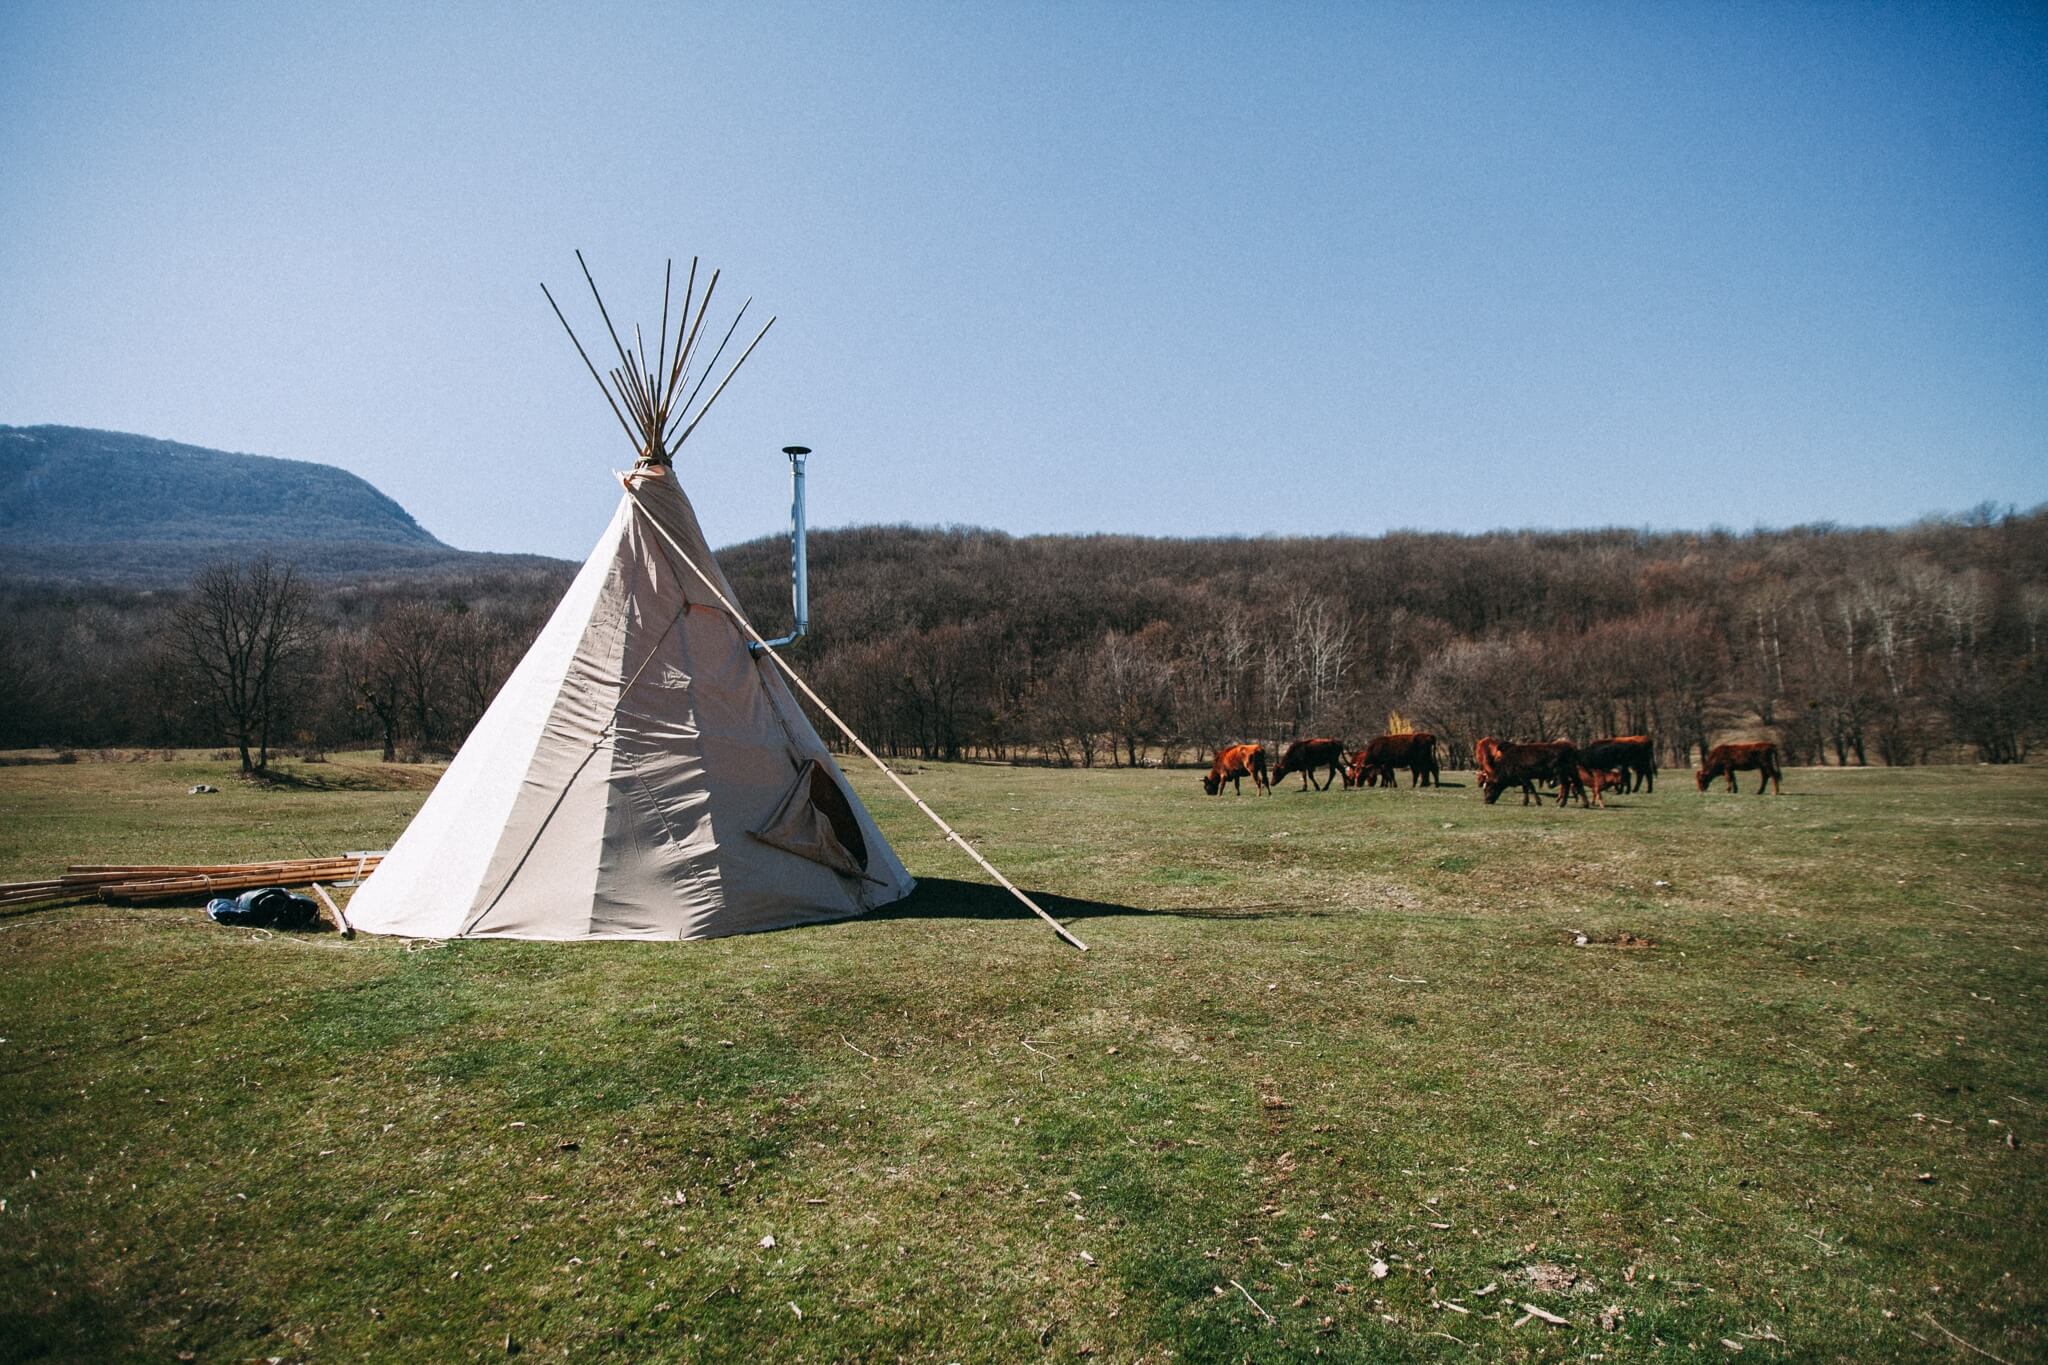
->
[621,474,1089,952]
[311,882,353,939]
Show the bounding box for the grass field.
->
[2,751,2043,1362]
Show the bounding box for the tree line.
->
[3,506,2042,772]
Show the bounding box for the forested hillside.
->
[4,507,2043,768]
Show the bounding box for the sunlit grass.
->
[2,755,2042,1360]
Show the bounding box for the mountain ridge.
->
[0,425,569,585]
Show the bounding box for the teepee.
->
[346,255,916,941]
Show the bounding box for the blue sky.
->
[2,1,2042,558]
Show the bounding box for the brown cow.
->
[1349,732,1440,789]
[1480,739,1586,806]
[1473,735,1502,787]
[1696,741,1782,795]
[1203,743,1271,796]
[1273,737,1346,791]
[1576,764,1627,807]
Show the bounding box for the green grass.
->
[2,753,2043,1361]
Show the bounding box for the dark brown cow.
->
[1594,735,1658,793]
[1273,737,1346,791]
[1348,732,1440,789]
[1696,741,1782,795]
[1578,739,1649,806]
[1480,739,1586,806]
[1203,743,1271,796]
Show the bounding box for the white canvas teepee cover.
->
[346,465,914,941]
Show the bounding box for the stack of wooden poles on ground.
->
[0,855,380,935]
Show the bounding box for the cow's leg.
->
[1725,770,1738,793]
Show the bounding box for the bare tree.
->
[1096,625,1177,767]
[1643,608,1726,767]
[443,606,516,742]
[1030,650,1109,767]
[362,602,455,756]
[1410,635,1546,762]
[892,623,989,761]
[169,555,315,772]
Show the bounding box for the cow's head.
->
[1202,773,1221,796]
[1481,778,1503,804]
[1694,767,1710,791]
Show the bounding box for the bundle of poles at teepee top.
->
[543,254,1088,951]
[542,251,776,468]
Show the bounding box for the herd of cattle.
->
[1201,734,1785,805]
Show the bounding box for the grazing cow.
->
[1351,732,1440,789]
[1480,739,1587,806]
[1202,743,1271,796]
[1594,735,1658,793]
[1273,737,1346,791]
[1473,736,1502,787]
[1696,741,1782,795]
[1343,749,1376,788]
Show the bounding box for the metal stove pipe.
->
[751,445,811,653]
